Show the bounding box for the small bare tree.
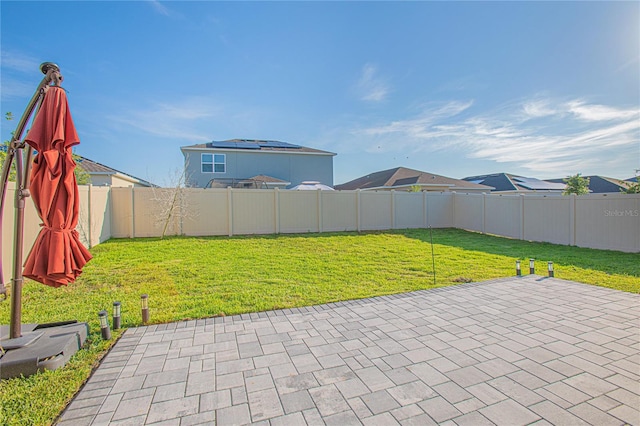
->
[151,167,197,238]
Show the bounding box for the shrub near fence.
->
[2,184,638,283]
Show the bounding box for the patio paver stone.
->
[59,276,639,425]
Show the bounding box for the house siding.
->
[89,175,114,187]
[86,174,150,187]
[111,175,149,187]
[184,149,334,188]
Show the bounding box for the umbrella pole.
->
[10,147,27,339]
[0,63,61,339]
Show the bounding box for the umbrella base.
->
[0,321,88,380]
[0,331,44,350]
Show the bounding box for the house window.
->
[202,153,225,173]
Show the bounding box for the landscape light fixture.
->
[98,310,111,340]
[548,262,554,278]
[141,294,149,324]
[113,302,121,330]
[516,260,521,276]
[529,258,535,275]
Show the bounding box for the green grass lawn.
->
[1,228,638,425]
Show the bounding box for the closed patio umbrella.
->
[0,63,90,378]
[22,85,92,287]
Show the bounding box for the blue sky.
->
[2,1,638,186]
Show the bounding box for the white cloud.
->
[361,100,473,138]
[0,77,35,101]
[108,97,220,141]
[0,51,42,100]
[436,75,487,93]
[356,64,389,102]
[522,99,557,118]
[566,100,639,121]
[615,55,640,74]
[354,96,640,176]
[147,0,172,17]
[1,50,40,73]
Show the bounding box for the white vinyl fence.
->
[2,184,638,283]
[108,188,456,238]
[452,192,639,252]
[1,182,111,285]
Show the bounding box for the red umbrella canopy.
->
[22,86,92,287]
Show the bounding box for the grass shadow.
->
[401,227,640,278]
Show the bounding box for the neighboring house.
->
[335,167,493,193]
[76,156,154,187]
[462,173,565,194]
[181,139,336,189]
[547,176,634,194]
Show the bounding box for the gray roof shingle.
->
[336,167,493,191]
[547,176,633,193]
[76,156,155,187]
[464,173,565,192]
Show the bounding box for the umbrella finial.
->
[40,62,60,74]
[40,62,62,86]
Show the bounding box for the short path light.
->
[516,260,521,276]
[141,294,149,324]
[113,302,121,330]
[548,261,554,278]
[529,258,535,275]
[98,310,111,340]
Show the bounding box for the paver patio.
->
[58,275,639,425]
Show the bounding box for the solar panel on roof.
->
[512,177,565,190]
[209,140,302,150]
[209,141,260,149]
[234,142,260,149]
[258,141,301,149]
[258,141,279,147]
[209,141,237,148]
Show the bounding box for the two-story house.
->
[181,139,336,189]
